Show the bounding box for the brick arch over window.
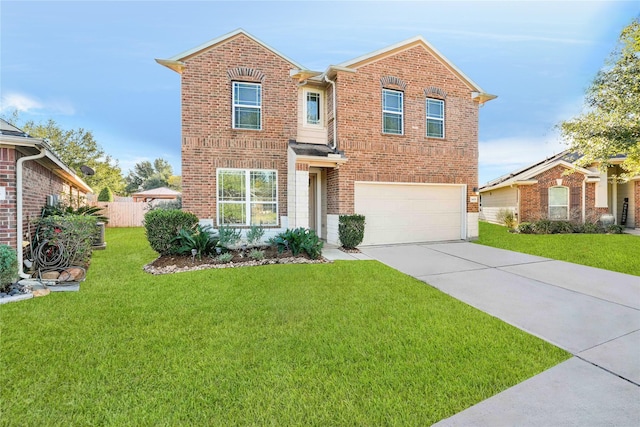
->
[380,76,407,91]
[424,86,447,99]
[227,67,266,82]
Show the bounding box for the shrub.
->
[35,215,97,268]
[338,214,366,249]
[606,224,624,234]
[582,222,602,234]
[246,225,265,246]
[0,245,18,290]
[269,228,323,259]
[550,221,574,234]
[144,209,198,255]
[43,203,109,224]
[97,187,114,202]
[532,219,553,234]
[517,222,533,234]
[496,208,517,229]
[217,225,242,249]
[171,225,218,259]
[249,249,265,260]
[217,252,233,263]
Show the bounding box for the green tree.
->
[97,187,114,202]
[12,116,126,194]
[560,19,640,178]
[125,158,174,193]
[167,175,182,191]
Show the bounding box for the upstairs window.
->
[233,82,261,130]
[426,98,445,138]
[548,186,569,220]
[382,89,403,135]
[217,169,277,226]
[305,91,321,125]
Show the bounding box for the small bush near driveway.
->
[144,208,198,255]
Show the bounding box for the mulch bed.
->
[144,246,327,275]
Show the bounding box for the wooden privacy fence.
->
[91,202,148,227]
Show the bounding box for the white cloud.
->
[0,93,43,112]
[0,92,75,115]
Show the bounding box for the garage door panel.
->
[355,183,464,245]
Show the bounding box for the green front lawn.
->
[477,221,640,276]
[1,228,568,425]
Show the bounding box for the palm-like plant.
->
[171,225,218,259]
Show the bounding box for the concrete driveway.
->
[360,242,640,426]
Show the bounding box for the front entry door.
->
[309,174,317,232]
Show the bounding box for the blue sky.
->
[1,0,638,185]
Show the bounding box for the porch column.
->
[287,160,309,229]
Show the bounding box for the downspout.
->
[16,147,47,278]
[582,179,586,223]
[324,75,337,150]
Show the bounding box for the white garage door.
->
[354,182,465,245]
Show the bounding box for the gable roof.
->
[0,119,93,193]
[156,28,305,74]
[480,150,598,192]
[157,30,496,104]
[336,35,496,102]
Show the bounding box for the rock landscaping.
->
[144,246,327,275]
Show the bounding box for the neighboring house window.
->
[548,186,569,220]
[232,82,261,130]
[426,98,445,138]
[382,89,403,135]
[217,169,277,226]
[305,90,322,126]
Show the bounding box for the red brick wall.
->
[180,34,297,223]
[0,147,17,247]
[519,165,595,222]
[0,147,86,249]
[329,44,479,215]
[635,181,640,228]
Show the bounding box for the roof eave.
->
[159,28,306,70]
[472,92,498,105]
[155,58,185,74]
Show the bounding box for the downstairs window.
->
[217,169,277,226]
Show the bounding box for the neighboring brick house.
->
[479,150,639,229]
[0,119,92,250]
[157,29,496,245]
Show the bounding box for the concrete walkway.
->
[357,242,640,426]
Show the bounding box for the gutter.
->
[16,148,47,278]
[324,75,338,150]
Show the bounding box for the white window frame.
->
[232,82,262,130]
[426,98,445,138]
[548,186,569,220]
[303,89,323,128]
[217,168,278,226]
[382,89,403,135]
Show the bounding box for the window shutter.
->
[540,190,548,211]
[570,187,581,210]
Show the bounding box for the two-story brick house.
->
[157,29,495,245]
